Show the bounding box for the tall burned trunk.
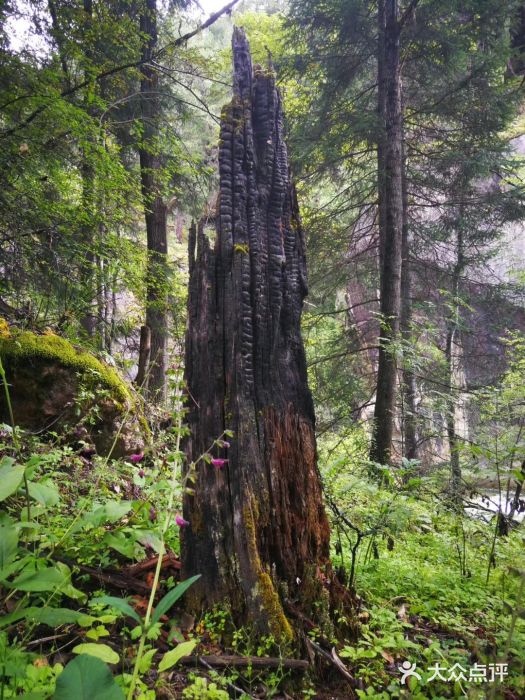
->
[370,0,404,465]
[182,29,333,640]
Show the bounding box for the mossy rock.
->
[0,325,149,457]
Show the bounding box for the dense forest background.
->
[1,1,525,698]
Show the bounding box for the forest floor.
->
[0,424,524,700]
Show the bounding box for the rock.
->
[0,324,148,457]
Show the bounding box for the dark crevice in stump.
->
[183,28,346,641]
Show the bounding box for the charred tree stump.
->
[182,28,335,641]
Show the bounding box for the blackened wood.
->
[183,28,333,640]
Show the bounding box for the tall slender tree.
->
[138,0,169,401]
[369,0,404,464]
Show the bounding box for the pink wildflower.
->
[138,469,145,478]
[129,453,144,463]
[222,441,231,449]
[211,458,228,468]
[175,515,190,527]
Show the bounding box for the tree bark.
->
[135,325,151,388]
[78,0,98,340]
[139,0,168,402]
[182,29,335,640]
[370,0,404,465]
[445,223,464,502]
[400,140,418,461]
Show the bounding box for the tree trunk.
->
[135,325,151,388]
[400,140,418,461]
[139,0,168,402]
[445,224,464,502]
[377,0,387,272]
[370,0,404,465]
[182,28,335,640]
[78,0,97,340]
[445,324,461,499]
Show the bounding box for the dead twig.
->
[177,654,309,670]
[306,638,355,686]
[198,657,256,699]
[123,552,181,577]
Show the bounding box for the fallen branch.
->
[123,552,181,577]
[178,655,309,670]
[306,638,355,685]
[68,561,151,594]
[198,657,256,699]
[26,633,70,648]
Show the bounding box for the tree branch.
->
[398,0,420,31]
[1,0,240,138]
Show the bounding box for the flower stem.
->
[126,381,184,700]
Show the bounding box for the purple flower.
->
[149,506,157,522]
[176,515,189,527]
[222,441,231,449]
[129,453,144,463]
[211,458,228,468]
[138,469,145,478]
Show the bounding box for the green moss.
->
[138,413,152,443]
[256,572,294,643]
[243,498,294,643]
[0,327,131,403]
[243,498,262,573]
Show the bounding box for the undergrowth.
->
[0,369,523,699]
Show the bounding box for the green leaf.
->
[0,457,26,501]
[100,500,132,522]
[10,564,69,592]
[27,480,60,507]
[0,516,19,569]
[138,647,156,674]
[93,596,142,625]
[0,554,32,583]
[72,643,119,665]
[34,607,89,627]
[0,606,89,628]
[8,561,82,599]
[0,606,35,628]
[53,654,125,700]
[103,532,138,559]
[134,529,162,553]
[23,454,46,478]
[158,640,197,672]
[84,501,132,527]
[150,575,200,625]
